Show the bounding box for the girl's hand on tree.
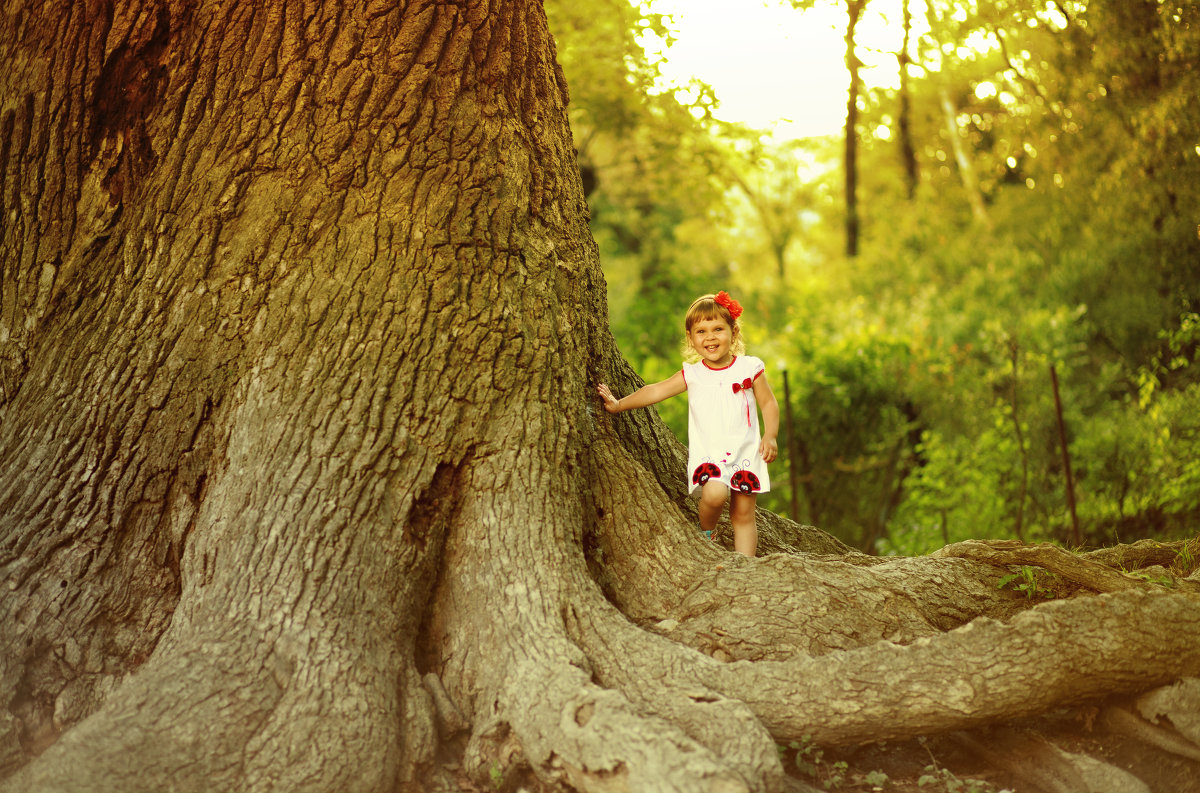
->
[759,436,778,463]
[596,383,621,413]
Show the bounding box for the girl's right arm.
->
[597,370,686,414]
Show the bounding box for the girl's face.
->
[688,317,735,367]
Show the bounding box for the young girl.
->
[597,291,779,556]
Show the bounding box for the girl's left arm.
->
[753,372,780,463]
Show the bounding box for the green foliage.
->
[773,319,919,548]
[918,764,997,793]
[884,429,1022,555]
[997,566,1060,599]
[838,0,1200,550]
[546,0,729,370]
[1177,539,1197,573]
[1126,568,1175,588]
[783,737,849,790]
[561,0,1200,552]
[863,770,890,787]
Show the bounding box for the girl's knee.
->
[699,481,729,508]
[730,494,757,523]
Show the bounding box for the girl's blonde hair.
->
[682,293,746,360]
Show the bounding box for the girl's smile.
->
[689,318,734,367]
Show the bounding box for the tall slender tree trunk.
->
[938,87,990,223]
[843,0,866,257]
[897,0,919,199]
[782,369,802,522]
[1009,339,1030,543]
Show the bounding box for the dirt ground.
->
[788,706,1200,793]
[443,700,1200,792]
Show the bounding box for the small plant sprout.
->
[997,565,1058,599]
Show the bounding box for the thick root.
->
[485,661,762,793]
[555,585,1200,750]
[656,552,1027,662]
[950,729,1152,793]
[399,667,463,793]
[1133,677,1200,749]
[590,435,1028,662]
[566,595,786,792]
[934,539,1200,593]
[1100,705,1200,763]
[435,571,785,792]
[1085,538,1199,575]
[429,453,781,793]
[708,588,1200,746]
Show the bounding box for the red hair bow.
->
[714,291,743,320]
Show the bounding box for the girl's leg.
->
[698,481,729,534]
[729,493,758,556]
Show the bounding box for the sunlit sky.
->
[645,0,915,139]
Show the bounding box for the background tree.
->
[713,0,1200,553]
[896,0,919,198]
[790,0,870,257]
[2,2,1200,793]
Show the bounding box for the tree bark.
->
[2,2,1199,792]
[843,0,866,258]
[896,0,918,199]
[938,87,990,224]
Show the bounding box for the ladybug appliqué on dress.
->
[692,462,721,486]
[730,469,760,493]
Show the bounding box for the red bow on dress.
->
[732,377,754,427]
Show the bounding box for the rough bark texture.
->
[2,2,1199,793]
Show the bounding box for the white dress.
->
[682,355,771,494]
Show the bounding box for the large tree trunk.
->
[2,2,1199,793]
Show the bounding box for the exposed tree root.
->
[1085,537,1199,575]
[573,543,1200,784]
[711,588,1200,746]
[1136,677,1200,745]
[427,454,777,793]
[655,553,1031,661]
[1100,705,1200,763]
[563,583,1200,756]
[401,667,463,792]
[589,435,1027,661]
[566,592,785,791]
[422,671,470,739]
[498,665,759,793]
[949,728,1151,793]
[934,538,1200,593]
[447,599,770,793]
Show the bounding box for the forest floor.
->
[789,706,1200,793]
[445,702,1200,793]
[441,697,1200,792]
